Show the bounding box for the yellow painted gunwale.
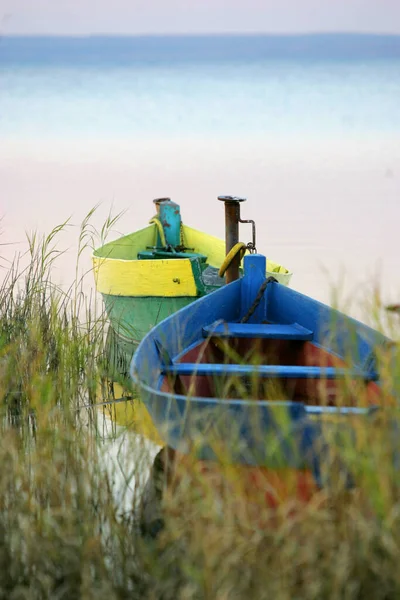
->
[93,255,198,297]
[92,223,292,298]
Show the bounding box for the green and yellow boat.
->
[93,197,292,442]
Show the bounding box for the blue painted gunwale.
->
[130,254,392,477]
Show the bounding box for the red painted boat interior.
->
[161,338,383,406]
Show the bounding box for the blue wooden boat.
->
[131,198,396,507]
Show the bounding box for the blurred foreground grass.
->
[0,214,399,599]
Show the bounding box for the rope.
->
[240,276,278,323]
[218,242,247,278]
[149,217,167,247]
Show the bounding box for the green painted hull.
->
[103,294,195,380]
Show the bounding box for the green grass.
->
[0,213,399,599]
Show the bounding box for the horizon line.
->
[2,31,400,39]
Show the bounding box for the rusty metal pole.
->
[218,195,246,284]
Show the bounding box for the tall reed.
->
[0,211,399,599]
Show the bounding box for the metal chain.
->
[246,241,257,254]
[240,276,277,323]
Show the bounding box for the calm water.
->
[1,35,400,317]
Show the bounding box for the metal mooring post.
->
[153,198,181,248]
[217,195,247,284]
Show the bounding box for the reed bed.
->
[0,214,399,599]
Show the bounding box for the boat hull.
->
[139,446,320,536]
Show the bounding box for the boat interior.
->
[159,323,385,408]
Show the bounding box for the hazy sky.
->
[2,0,400,35]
